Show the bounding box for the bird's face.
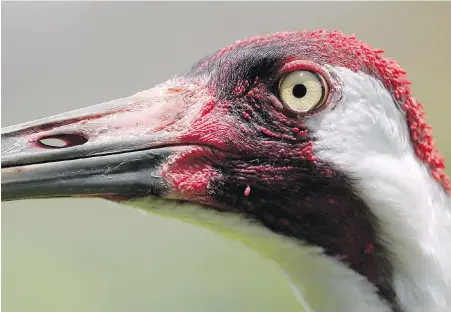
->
[2,30,448,306]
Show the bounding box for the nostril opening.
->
[37,134,88,149]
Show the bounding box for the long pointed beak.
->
[1,79,216,202]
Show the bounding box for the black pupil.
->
[292,84,307,98]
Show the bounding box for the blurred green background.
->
[2,2,450,312]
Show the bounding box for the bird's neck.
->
[349,153,451,312]
[123,151,451,312]
[125,196,394,312]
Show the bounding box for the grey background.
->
[2,2,451,312]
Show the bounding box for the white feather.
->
[307,66,451,312]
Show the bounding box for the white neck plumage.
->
[307,66,451,312]
[350,155,451,312]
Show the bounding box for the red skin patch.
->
[160,147,222,204]
[364,243,374,255]
[244,185,251,197]
[201,29,450,193]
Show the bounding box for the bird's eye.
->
[278,70,327,113]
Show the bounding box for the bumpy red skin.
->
[158,74,324,203]
[159,29,449,213]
